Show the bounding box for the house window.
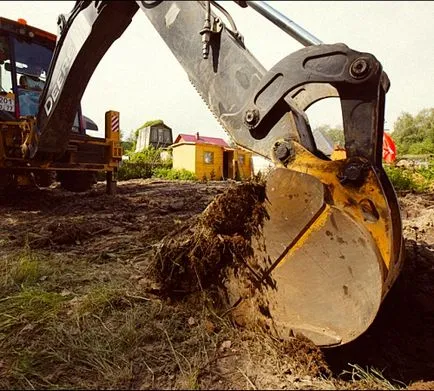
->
[164,129,172,144]
[204,151,214,164]
[151,128,158,142]
[238,154,245,165]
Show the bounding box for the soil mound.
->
[151,182,267,296]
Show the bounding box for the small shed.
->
[135,121,173,152]
[171,132,253,180]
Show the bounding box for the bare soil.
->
[0,179,433,390]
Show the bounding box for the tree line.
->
[316,107,434,157]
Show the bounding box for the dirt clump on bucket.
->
[150,182,267,298]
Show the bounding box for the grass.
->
[152,167,197,181]
[73,285,132,317]
[340,364,406,390]
[0,244,221,389]
[0,244,51,299]
[384,164,434,192]
[0,241,411,390]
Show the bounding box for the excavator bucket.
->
[139,1,404,346]
[226,143,404,347]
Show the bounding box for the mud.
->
[1,180,433,389]
[151,182,267,296]
[325,191,434,385]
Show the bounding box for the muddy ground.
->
[0,179,433,390]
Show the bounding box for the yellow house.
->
[171,133,253,180]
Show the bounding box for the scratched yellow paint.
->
[274,204,331,271]
[284,143,393,271]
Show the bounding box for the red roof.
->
[174,133,229,147]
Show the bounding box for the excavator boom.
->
[30,0,404,347]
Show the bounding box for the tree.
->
[392,108,434,155]
[314,124,345,146]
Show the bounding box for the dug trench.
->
[0,179,433,389]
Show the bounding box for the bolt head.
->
[343,163,362,181]
[350,58,370,79]
[244,109,259,128]
[274,142,294,163]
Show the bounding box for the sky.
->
[2,1,433,141]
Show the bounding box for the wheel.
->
[58,171,97,192]
[34,171,56,188]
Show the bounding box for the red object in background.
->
[383,132,397,163]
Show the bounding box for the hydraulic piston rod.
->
[246,1,322,46]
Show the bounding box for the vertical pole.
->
[106,170,117,195]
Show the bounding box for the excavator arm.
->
[33,1,139,156]
[30,0,404,347]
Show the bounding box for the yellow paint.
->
[275,204,331,271]
[105,110,120,142]
[330,147,347,161]
[172,143,197,173]
[233,149,253,179]
[286,142,395,273]
[171,140,253,181]
[195,143,223,180]
[0,116,121,172]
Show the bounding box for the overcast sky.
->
[2,1,433,141]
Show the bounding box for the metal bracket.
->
[241,43,389,166]
[200,1,223,59]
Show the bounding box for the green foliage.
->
[392,108,434,155]
[418,164,434,181]
[133,119,165,143]
[117,147,171,181]
[120,140,133,153]
[152,168,197,181]
[384,165,420,191]
[127,147,163,163]
[384,164,432,192]
[138,119,164,129]
[406,139,434,155]
[314,124,345,146]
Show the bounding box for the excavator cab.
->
[0,16,122,193]
[0,18,53,119]
[0,17,88,131]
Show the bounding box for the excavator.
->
[4,1,404,347]
[0,16,122,192]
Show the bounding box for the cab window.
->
[13,37,51,90]
[0,35,12,93]
[13,37,53,116]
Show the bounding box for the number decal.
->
[0,96,15,112]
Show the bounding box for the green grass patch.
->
[10,250,41,285]
[0,287,66,335]
[0,245,53,298]
[384,165,433,192]
[152,167,197,181]
[118,161,172,181]
[74,285,131,317]
[117,147,172,180]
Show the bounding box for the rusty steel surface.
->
[226,144,403,347]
